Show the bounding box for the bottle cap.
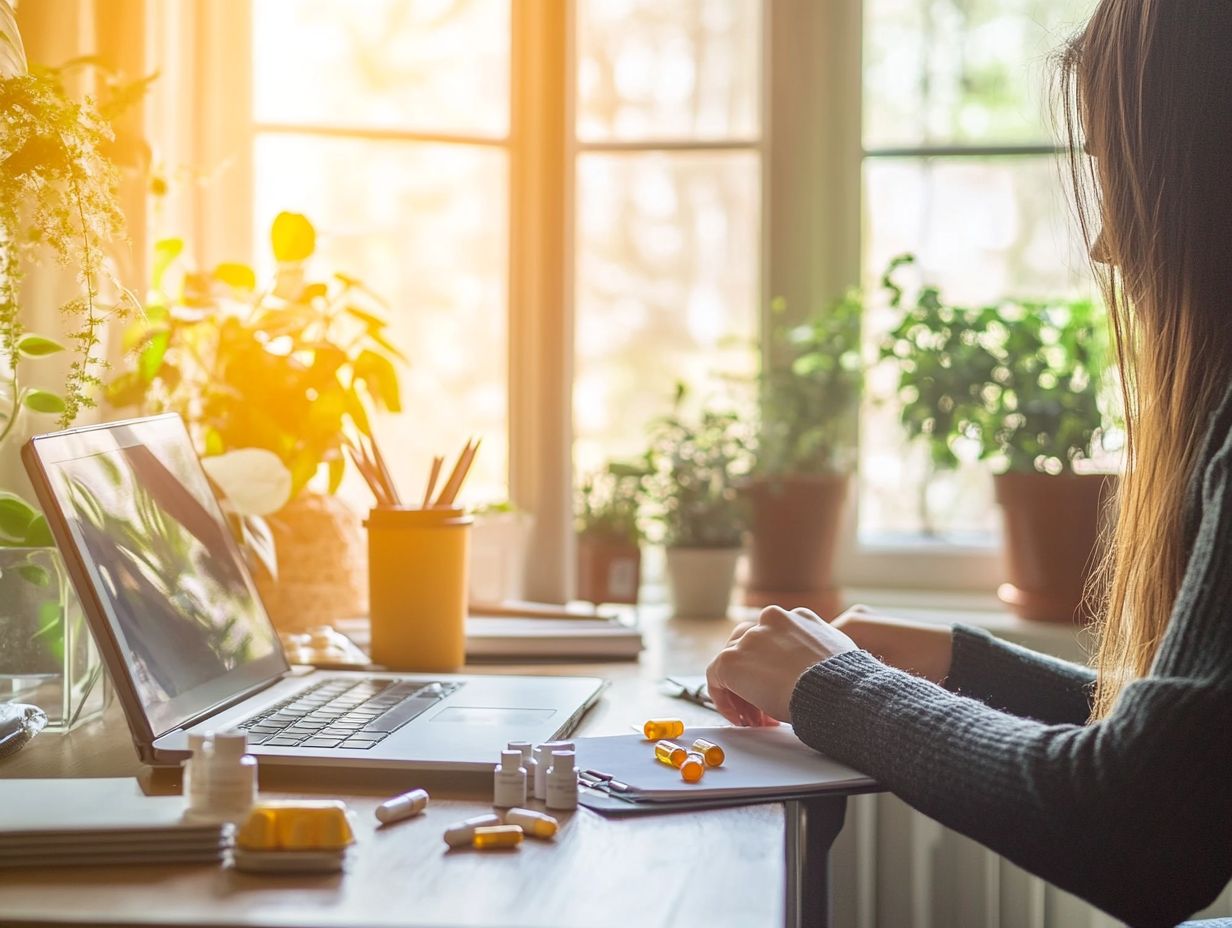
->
[548,749,575,773]
[213,730,248,755]
[500,750,522,770]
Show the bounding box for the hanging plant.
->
[0,2,137,542]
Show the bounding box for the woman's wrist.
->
[833,612,954,685]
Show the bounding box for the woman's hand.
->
[704,604,956,726]
[705,606,858,725]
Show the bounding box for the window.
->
[250,0,511,505]
[856,0,1097,579]
[572,1,763,477]
[163,0,1099,597]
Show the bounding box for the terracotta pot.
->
[576,536,641,605]
[994,472,1115,624]
[253,492,368,633]
[664,547,741,618]
[742,473,849,619]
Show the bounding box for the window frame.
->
[169,0,1025,600]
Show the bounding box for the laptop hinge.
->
[165,671,296,736]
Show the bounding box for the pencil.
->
[422,455,443,509]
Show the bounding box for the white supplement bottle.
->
[533,740,573,801]
[206,730,258,822]
[183,732,212,816]
[508,740,537,795]
[493,750,527,808]
[545,749,578,811]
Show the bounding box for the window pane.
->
[864,0,1095,149]
[253,0,509,136]
[254,135,508,505]
[573,152,760,475]
[860,156,1090,543]
[576,0,761,142]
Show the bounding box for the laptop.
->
[23,414,605,771]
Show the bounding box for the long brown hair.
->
[1059,0,1232,718]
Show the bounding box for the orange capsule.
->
[691,738,725,767]
[654,740,687,768]
[643,719,685,741]
[680,752,705,783]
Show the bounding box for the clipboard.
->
[573,726,876,815]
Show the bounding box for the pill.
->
[375,788,429,825]
[691,738,725,767]
[643,718,685,740]
[472,824,523,850]
[654,740,687,768]
[680,752,706,783]
[443,813,503,848]
[504,807,558,839]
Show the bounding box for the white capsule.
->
[504,807,558,839]
[443,813,503,849]
[375,788,429,825]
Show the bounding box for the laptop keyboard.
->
[236,677,464,750]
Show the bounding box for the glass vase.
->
[0,547,107,731]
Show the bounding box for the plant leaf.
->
[352,349,401,412]
[23,390,67,415]
[23,515,55,548]
[152,237,184,292]
[17,335,65,358]
[270,212,316,262]
[213,262,257,290]
[0,492,38,539]
[201,449,293,517]
[17,564,51,587]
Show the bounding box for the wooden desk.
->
[0,610,858,928]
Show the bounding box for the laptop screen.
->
[27,416,288,737]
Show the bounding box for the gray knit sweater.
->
[790,396,1232,927]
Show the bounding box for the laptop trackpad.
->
[432,707,556,725]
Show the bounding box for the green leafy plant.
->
[879,253,1113,477]
[645,384,753,549]
[575,460,650,547]
[106,212,406,500]
[756,291,863,476]
[0,13,143,548]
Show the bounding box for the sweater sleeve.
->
[790,435,1232,928]
[944,625,1095,724]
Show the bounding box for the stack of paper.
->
[0,778,229,868]
[465,615,644,661]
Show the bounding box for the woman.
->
[706,2,1232,926]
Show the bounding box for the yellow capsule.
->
[643,718,685,741]
[654,740,687,768]
[504,807,558,839]
[472,824,524,850]
[691,738,725,767]
[680,752,706,784]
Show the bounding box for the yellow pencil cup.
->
[366,506,472,672]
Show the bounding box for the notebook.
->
[572,725,875,803]
[0,778,228,867]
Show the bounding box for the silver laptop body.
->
[23,414,604,771]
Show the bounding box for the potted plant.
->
[880,254,1116,623]
[0,11,139,725]
[645,385,753,618]
[468,500,534,605]
[105,212,406,632]
[574,461,648,605]
[745,292,862,618]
